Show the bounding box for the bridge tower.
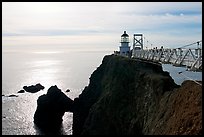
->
[119,31,130,56]
[133,34,143,50]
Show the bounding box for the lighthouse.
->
[119,31,130,56]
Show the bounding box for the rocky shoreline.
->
[33,54,202,135]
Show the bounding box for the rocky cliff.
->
[72,54,201,135]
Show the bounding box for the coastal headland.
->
[34,54,202,135]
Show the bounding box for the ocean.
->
[2,46,202,135]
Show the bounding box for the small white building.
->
[119,31,130,56]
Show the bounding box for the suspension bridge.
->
[131,34,202,72]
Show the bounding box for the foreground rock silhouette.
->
[34,85,74,132]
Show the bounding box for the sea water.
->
[162,64,202,85]
[2,46,202,135]
[2,46,113,135]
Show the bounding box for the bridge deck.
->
[132,48,202,71]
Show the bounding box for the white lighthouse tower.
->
[119,31,130,56]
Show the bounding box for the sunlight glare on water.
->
[2,47,113,135]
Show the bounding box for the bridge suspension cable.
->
[177,40,202,49]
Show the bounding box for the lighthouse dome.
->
[121,31,129,37]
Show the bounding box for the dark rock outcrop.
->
[34,85,74,131]
[8,94,18,97]
[66,89,70,92]
[23,83,44,93]
[72,54,201,135]
[17,90,25,93]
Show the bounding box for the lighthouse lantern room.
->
[119,31,130,56]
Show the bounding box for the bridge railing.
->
[132,47,202,71]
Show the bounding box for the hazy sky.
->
[2,2,202,50]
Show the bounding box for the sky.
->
[2,2,202,51]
